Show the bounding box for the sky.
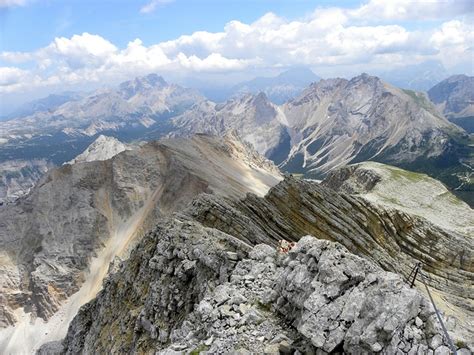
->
[0,0,473,111]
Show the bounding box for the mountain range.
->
[0,92,84,122]
[168,73,473,205]
[1,72,473,207]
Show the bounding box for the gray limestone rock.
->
[60,224,458,354]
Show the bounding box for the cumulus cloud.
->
[0,1,473,94]
[140,0,174,14]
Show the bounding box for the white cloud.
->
[140,0,174,14]
[430,20,474,69]
[350,0,473,21]
[0,2,473,94]
[0,67,28,86]
[0,0,27,8]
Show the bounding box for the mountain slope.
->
[282,74,453,174]
[230,67,321,104]
[0,159,51,205]
[0,134,281,353]
[428,75,474,133]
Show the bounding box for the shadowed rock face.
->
[0,134,281,346]
[57,221,465,354]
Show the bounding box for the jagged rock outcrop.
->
[57,222,468,354]
[0,134,281,353]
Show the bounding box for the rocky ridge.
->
[56,219,470,354]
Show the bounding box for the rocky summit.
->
[51,217,470,354]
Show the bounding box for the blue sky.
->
[2,1,363,52]
[0,0,473,111]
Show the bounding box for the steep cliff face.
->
[58,220,469,354]
[0,134,281,353]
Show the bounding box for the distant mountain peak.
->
[378,60,450,91]
[427,74,474,131]
[229,67,321,104]
[66,135,132,164]
[119,73,168,98]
